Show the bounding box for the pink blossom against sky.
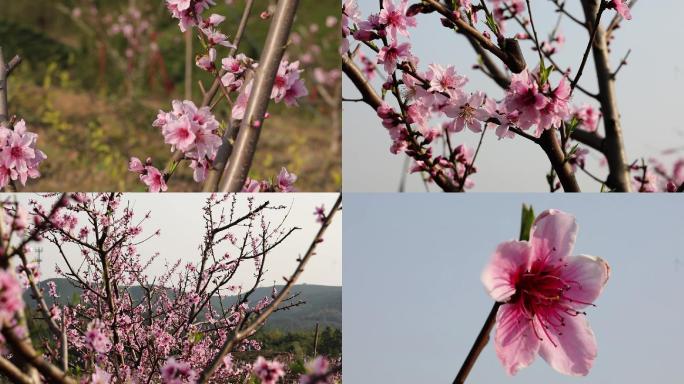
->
[343,0,684,192]
[11,193,342,287]
[343,194,684,382]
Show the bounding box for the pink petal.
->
[561,255,610,309]
[495,303,540,375]
[529,209,578,266]
[481,241,531,302]
[538,314,597,376]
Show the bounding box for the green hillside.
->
[26,278,341,331]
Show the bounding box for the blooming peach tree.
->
[343,0,682,192]
[0,193,342,383]
[129,0,314,193]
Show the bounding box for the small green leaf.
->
[519,204,535,241]
[565,116,580,137]
[485,14,500,35]
[189,331,204,343]
[539,63,555,86]
[565,144,580,163]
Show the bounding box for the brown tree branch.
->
[539,129,581,192]
[453,302,502,384]
[580,0,631,191]
[0,47,22,124]
[0,355,34,384]
[342,54,383,110]
[2,327,77,384]
[202,0,256,191]
[423,0,526,73]
[218,0,300,192]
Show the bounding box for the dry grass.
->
[9,80,340,192]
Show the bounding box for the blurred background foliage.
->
[0,0,341,191]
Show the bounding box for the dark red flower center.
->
[511,262,594,346]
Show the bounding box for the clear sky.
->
[343,1,684,192]
[343,194,684,383]
[8,193,342,287]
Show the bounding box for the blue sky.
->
[343,1,684,191]
[343,194,684,383]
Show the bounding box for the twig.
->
[549,0,586,27]
[525,0,546,69]
[460,127,487,191]
[611,49,631,78]
[570,2,605,96]
[0,47,22,124]
[453,302,502,384]
[424,0,526,73]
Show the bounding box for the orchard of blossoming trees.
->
[0,193,342,383]
[342,0,684,192]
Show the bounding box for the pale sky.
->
[343,193,684,383]
[343,1,684,192]
[7,193,342,288]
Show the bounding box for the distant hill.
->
[26,278,341,332]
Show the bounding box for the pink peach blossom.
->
[444,91,489,133]
[378,0,416,40]
[276,167,297,192]
[84,319,112,354]
[377,41,411,74]
[253,356,285,384]
[609,0,632,20]
[481,210,609,376]
[0,270,23,325]
[140,166,168,193]
[426,64,467,94]
[503,70,549,131]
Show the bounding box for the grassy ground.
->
[1,0,341,192]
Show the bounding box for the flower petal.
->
[562,254,610,309]
[481,241,531,302]
[495,303,541,375]
[529,209,578,266]
[538,314,597,376]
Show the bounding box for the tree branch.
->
[0,47,22,124]
[580,0,631,191]
[3,327,77,384]
[423,0,527,73]
[218,0,300,192]
[202,0,256,191]
[0,355,34,384]
[539,129,581,192]
[453,302,502,384]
